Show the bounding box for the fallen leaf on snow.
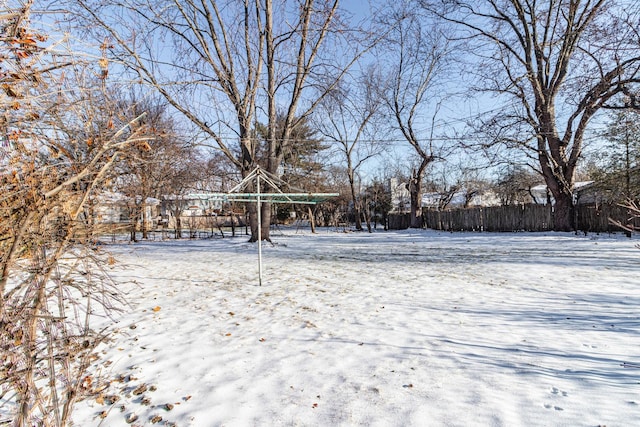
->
[133,384,148,395]
[105,395,120,405]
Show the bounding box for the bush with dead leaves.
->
[0,3,150,425]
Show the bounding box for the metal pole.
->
[256,171,263,286]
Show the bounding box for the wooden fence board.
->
[388,213,411,230]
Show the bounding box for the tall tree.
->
[72,0,378,241]
[362,179,392,231]
[495,165,542,205]
[115,98,200,240]
[314,69,384,231]
[256,115,328,191]
[425,0,640,230]
[381,5,454,228]
[256,114,329,226]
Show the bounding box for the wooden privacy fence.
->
[423,204,554,232]
[387,203,639,232]
[575,204,640,233]
[387,213,412,230]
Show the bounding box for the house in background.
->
[530,181,598,206]
[421,189,501,210]
[389,178,501,212]
[94,192,160,226]
[389,178,410,213]
[93,188,250,238]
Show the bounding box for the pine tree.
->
[596,111,640,202]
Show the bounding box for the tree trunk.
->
[129,210,137,242]
[553,192,575,232]
[409,175,423,228]
[354,206,363,230]
[348,173,363,231]
[409,191,423,228]
[175,217,182,239]
[308,206,316,233]
[247,202,272,243]
[141,203,148,239]
[261,203,271,240]
[231,214,236,237]
[364,206,372,233]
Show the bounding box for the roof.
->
[530,181,595,192]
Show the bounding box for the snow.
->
[72,229,640,426]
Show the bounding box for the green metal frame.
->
[194,166,338,286]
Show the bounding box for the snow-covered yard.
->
[73,229,640,426]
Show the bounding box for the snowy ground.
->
[72,228,640,427]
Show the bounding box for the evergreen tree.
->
[593,111,640,202]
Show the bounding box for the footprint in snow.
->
[544,403,564,411]
[550,387,568,397]
[544,386,568,411]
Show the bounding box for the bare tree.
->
[115,98,201,240]
[610,199,640,238]
[494,165,542,205]
[456,169,493,208]
[314,69,384,231]
[425,0,640,231]
[362,179,392,231]
[312,164,352,227]
[381,6,454,228]
[71,0,379,241]
[0,4,149,425]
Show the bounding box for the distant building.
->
[389,178,501,212]
[422,189,501,209]
[95,192,228,230]
[94,192,159,225]
[389,178,410,213]
[530,181,597,205]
